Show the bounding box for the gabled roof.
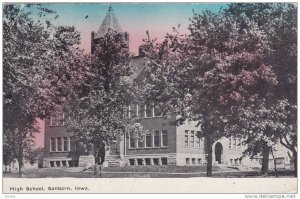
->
[123,56,147,83]
[95,6,122,39]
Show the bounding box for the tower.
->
[91,6,129,54]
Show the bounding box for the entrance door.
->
[215,142,223,164]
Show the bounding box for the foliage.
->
[141,7,278,176]
[224,3,297,175]
[65,32,144,156]
[3,4,85,175]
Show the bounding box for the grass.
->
[3,166,296,178]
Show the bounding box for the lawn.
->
[3,165,295,178]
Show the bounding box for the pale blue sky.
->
[42,3,228,54]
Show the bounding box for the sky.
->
[32,3,227,148]
[44,3,227,55]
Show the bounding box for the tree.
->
[3,4,85,176]
[24,147,44,168]
[65,32,144,163]
[225,3,297,176]
[141,8,276,176]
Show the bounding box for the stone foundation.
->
[106,155,124,167]
[43,159,49,168]
[79,155,95,168]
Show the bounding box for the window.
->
[190,131,195,147]
[145,158,151,165]
[233,138,237,149]
[145,104,152,118]
[229,137,232,149]
[153,158,159,165]
[137,159,143,165]
[68,161,73,167]
[130,105,137,118]
[137,105,143,118]
[154,131,160,147]
[129,137,136,148]
[50,137,56,152]
[154,103,162,117]
[192,158,196,165]
[186,158,190,165]
[161,158,168,165]
[146,133,152,147]
[129,159,135,166]
[127,106,131,118]
[196,131,201,147]
[198,158,202,165]
[57,137,62,152]
[70,136,75,151]
[162,130,168,147]
[237,138,241,149]
[184,130,189,147]
[63,137,68,151]
[137,136,144,148]
[50,115,58,126]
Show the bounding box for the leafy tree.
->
[65,32,144,163]
[3,4,85,176]
[224,3,297,176]
[24,147,44,167]
[141,8,276,176]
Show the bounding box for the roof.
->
[95,6,122,39]
[124,56,147,83]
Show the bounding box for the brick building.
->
[43,6,292,169]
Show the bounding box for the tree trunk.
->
[261,142,270,176]
[292,151,297,177]
[205,135,213,177]
[270,148,278,177]
[17,157,24,177]
[17,146,24,177]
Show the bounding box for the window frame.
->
[50,137,56,152]
[190,130,195,147]
[57,137,62,152]
[145,133,153,148]
[153,130,160,147]
[184,130,189,147]
[161,130,168,147]
[63,137,68,152]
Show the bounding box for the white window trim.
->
[196,132,201,148]
[191,130,195,147]
[144,105,152,118]
[162,130,168,147]
[152,103,155,118]
[50,138,55,152]
[145,133,152,148]
[55,137,57,152]
[50,116,53,126]
[153,103,163,118]
[153,131,160,148]
[128,106,131,118]
[184,130,189,147]
[63,137,68,152]
[68,137,71,151]
[137,136,145,148]
[234,138,237,149]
